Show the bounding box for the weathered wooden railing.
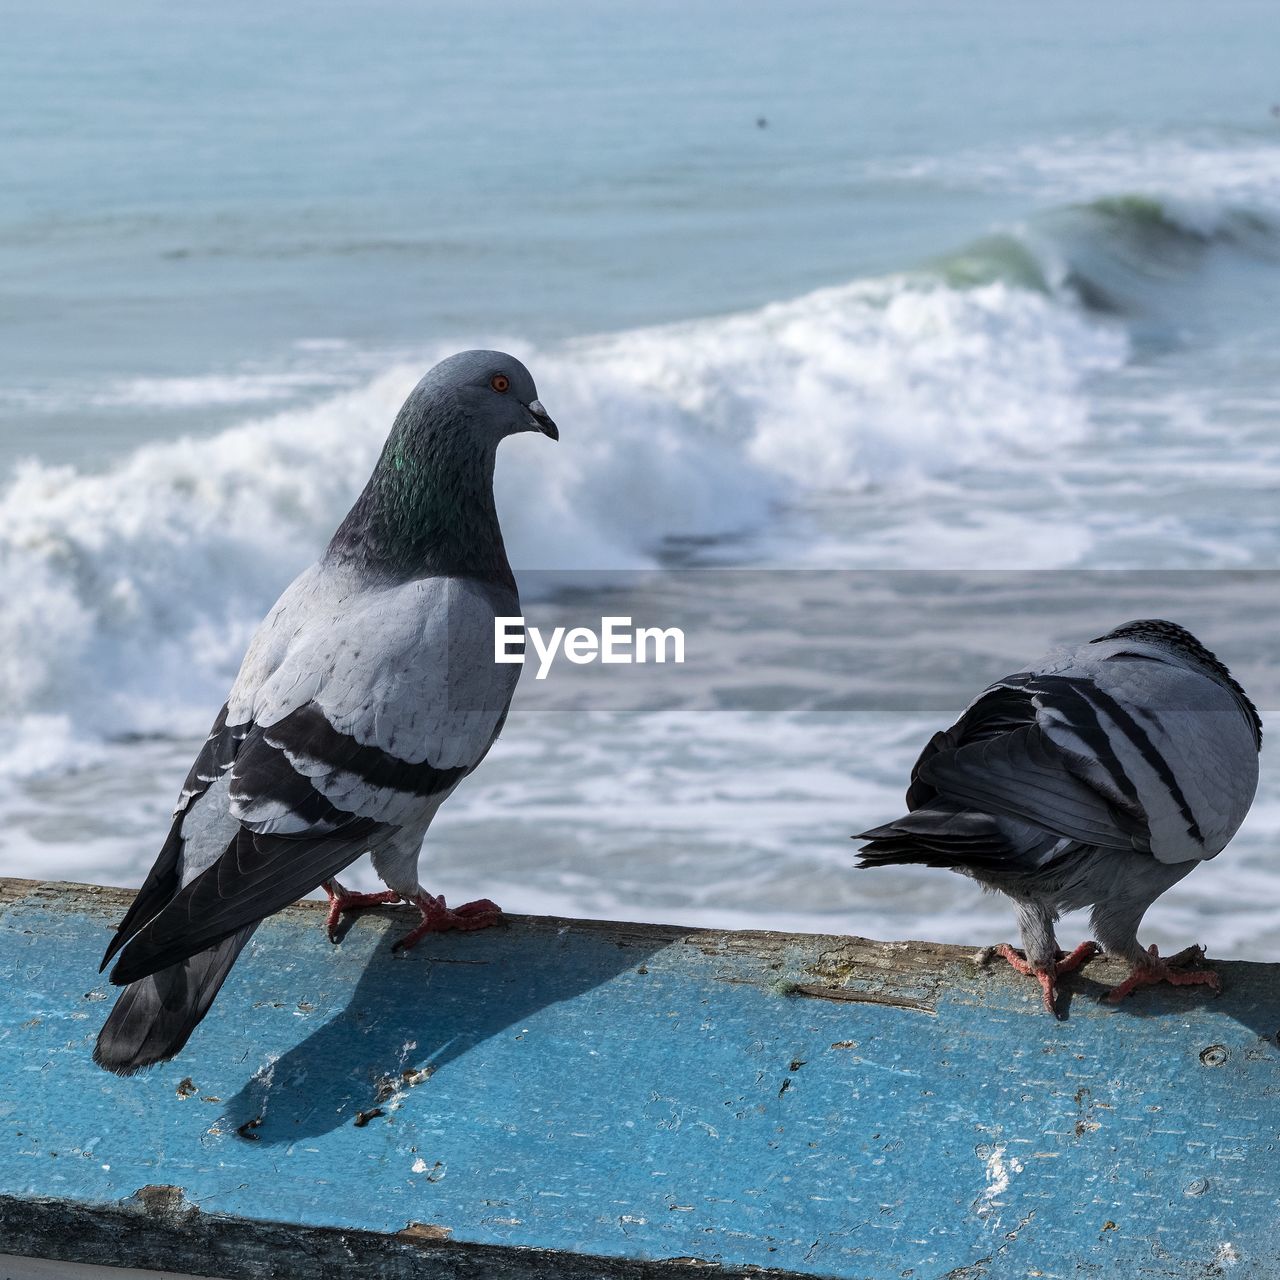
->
[1,877,1277,1279]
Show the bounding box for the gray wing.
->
[1039,648,1257,861]
[108,573,520,985]
[915,647,1258,865]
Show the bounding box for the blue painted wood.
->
[1,877,1278,1279]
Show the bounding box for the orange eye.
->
[490,374,510,393]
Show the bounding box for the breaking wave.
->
[8,177,1280,765]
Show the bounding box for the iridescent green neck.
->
[327,415,514,586]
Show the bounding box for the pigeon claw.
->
[1106,943,1221,1003]
[322,882,402,943]
[996,940,1100,1018]
[391,892,504,953]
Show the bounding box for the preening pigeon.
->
[856,620,1261,1015]
[94,350,558,1075]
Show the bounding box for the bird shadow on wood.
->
[217,911,669,1144]
[1065,958,1280,1060]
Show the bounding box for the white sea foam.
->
[564,278,1124,491]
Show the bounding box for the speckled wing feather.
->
[862,638,1258,872]
[99,703,249,972]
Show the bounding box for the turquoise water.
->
[5,0,1279,459]
[4,1,1280,955]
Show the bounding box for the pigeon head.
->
[417,349,558,443]
[328,350,557,583]
[1092,618,1262,747]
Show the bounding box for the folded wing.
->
[860,648,1257,872]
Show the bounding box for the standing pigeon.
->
[94,350,557,1075]
[856,620,1261,1016]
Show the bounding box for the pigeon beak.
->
[527,400,558,441]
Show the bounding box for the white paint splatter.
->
[1215,1243,1240,1267]
[976,1143,1024,1221]
[236,1052,281,1126]
[411,1157,428,1174]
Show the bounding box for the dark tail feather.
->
[100,816,183,972]
[93,924,256,1076]
[855,808,1027,871]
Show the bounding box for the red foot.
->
[997,940,1100,1017]
[391,892,504,952]
[323,881,401,943]
[1107,944,1221,1003]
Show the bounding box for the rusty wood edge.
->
[3,876,1273,1000]
[0,1191,842,1280]
[0,875,976,964]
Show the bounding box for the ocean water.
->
[4,0,1280,957]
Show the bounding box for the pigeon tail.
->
[855,807,1040,872]
[93,925,255,1076]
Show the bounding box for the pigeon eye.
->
[490,374,510,393]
